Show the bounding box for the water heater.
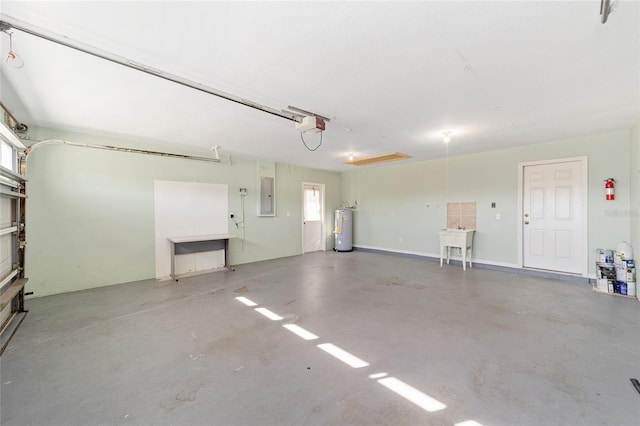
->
[334,209,353,252]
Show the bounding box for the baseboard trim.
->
[353,245,591,284]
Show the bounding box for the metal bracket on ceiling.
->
[285,105,331,123]
[600,0,613,24]
[0,101,28,133]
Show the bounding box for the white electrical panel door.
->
[260,177,274,215]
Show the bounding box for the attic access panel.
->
[345,152,411,166]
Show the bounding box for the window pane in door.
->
[1,141,13,171]
[304,188,321,221]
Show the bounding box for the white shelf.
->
[592,286,636,299]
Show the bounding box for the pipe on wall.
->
[22,139,222,175]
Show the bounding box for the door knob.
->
[524,221,530,225]
[524,213,529,217]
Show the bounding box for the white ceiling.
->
[0,1,638,171]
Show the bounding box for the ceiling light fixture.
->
[348,153,354,162]
[443,131,452,143]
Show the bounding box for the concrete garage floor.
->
[1,251,639,426]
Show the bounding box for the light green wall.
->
[24,127,340,297]
[22,125,637,296]
[342,130,632,274]
[630,119,640,292]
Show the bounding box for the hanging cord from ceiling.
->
[445,139,449,198]
[300,131,322,152]
[1,30,23,68]
[230,190,247,252]
[0,15,335,149]
[0,14,300,123]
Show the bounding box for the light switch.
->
[496,213,502,220]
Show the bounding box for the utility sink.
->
[439,229,475,271]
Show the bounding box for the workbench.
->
[168,234,235,281]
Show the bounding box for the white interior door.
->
[303,183,324,253]
[522,159,586,274]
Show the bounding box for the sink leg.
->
[462,248,467,271]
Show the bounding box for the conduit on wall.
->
[22,139,222,175]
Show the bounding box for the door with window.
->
[302,183,324,253]
[522,158,586,274]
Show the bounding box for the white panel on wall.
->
[260,176,275,215]
[154,180,228,279]
[257,160,276,216]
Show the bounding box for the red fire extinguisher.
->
[605,178,615,200]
